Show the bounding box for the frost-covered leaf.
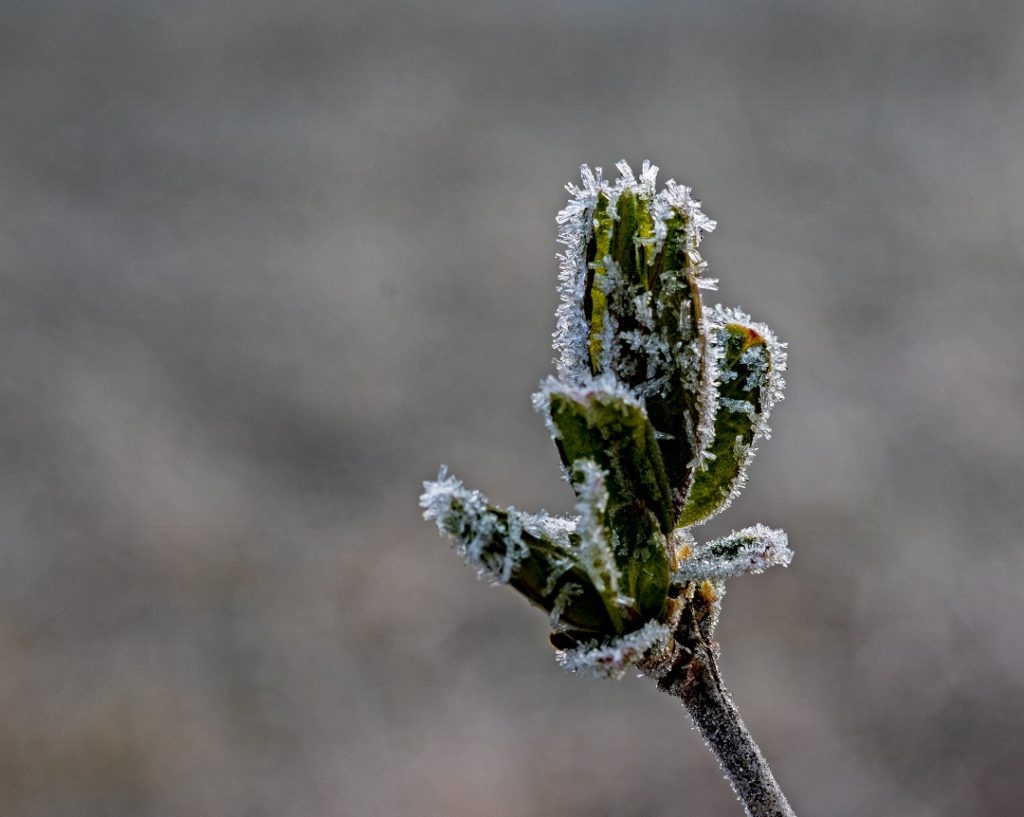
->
[555,619,672,679]
[420,469,616,636]
[539,380,673,535]
[566,164,720,511]
[674,524,792,581]
[680,310,787,526]
[567,459,627,631]
[583,190,615,370]
[537,382,674,625]
[643,266,707,505]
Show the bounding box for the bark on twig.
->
[655,609,796,817]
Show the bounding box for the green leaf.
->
[609,504,670,623]
[547,390,674,535]
[679,323,773,526]
[511,536,617,636]
[547,389,673,626]
[611,189,642,286]
[585,192,614,373]
[450,500,618,636]
[644,266,704,506]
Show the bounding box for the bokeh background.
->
[4,1,1024,815]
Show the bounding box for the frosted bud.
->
[553,162,786,528]
[423,162,792,678]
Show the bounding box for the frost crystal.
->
[554,164,604,382]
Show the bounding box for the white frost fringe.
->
[674,524,793,582]
[556,620,672,679]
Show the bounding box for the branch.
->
[654,598,796,817]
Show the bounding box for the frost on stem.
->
[423,159,792,681]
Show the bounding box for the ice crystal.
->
[422,160,791,679]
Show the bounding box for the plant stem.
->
[654,613,796,817]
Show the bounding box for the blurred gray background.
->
[3,1,1024,815]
